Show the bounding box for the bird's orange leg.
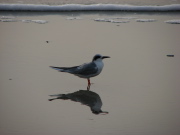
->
[87,79,91,90]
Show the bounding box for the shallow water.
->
[0,11,180,135]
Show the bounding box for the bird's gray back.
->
[74,62,98,78]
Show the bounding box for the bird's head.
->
[92,54,110,62]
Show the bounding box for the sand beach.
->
[0,5,180,135]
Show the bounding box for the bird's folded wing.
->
[76,62,98,75]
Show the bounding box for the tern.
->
[50,54,110,90]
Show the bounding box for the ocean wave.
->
[0,4,180,11]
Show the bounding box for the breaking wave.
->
[0,4,180,11]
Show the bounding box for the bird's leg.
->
[87,85,90,90]
[88,79,91,86]
[87,79,91,90]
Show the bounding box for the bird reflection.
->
[49,90,108,115]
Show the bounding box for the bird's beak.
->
[102,56,110,59]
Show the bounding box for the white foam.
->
[94,18,112,22]
[31,20,48,24]
[0,18,48,24]
[0,16,15,19]
[22,19,48,24]
[0,4,180,11]
[66,17,82,20]
[165,19,180,24]
[0,19,18,22]
[110,17,138,19]
[22,19,32,23]
[94,18,129,23]
[136,19,156,22]
[111,20,130,23]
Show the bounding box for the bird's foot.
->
[87,84,91,91]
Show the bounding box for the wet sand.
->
[0,11,180,135]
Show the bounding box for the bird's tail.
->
[50,66,78,73]
[50,66,65,72]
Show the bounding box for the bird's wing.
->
[75,62,98,76]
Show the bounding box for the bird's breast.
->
[94,60,104,74]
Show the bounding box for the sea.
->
[0,0,180,135]
[0,0,180,11]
